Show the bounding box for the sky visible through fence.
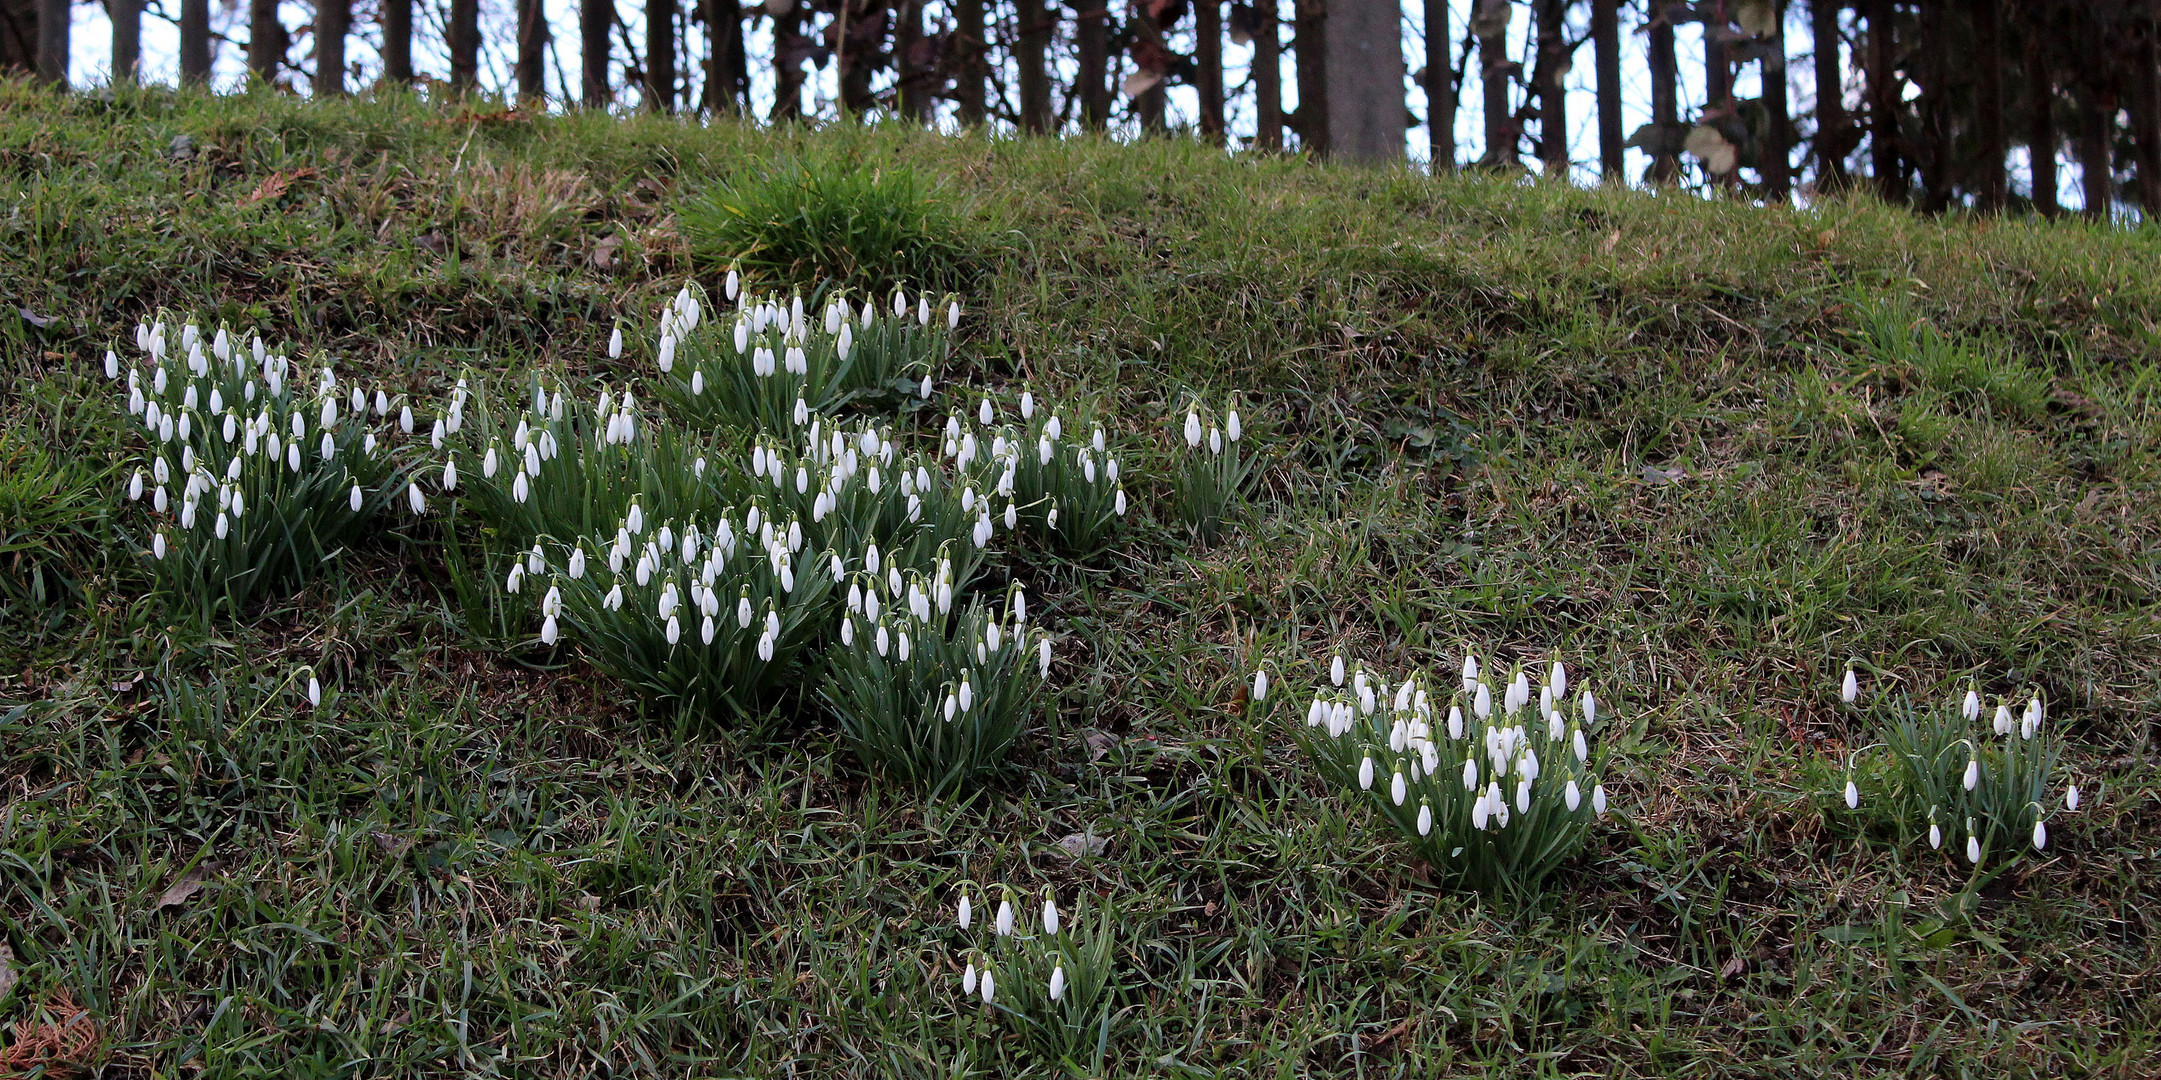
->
[58,1,2070,204]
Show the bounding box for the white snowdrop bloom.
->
[2022,697,2041,740]
[1844,779,1859,809]
[948,299,961,329]
[1591,784,1609,815]
[1993,703,2012,736]
[1966,833,1982,863]
[1461,756,1478,791]
[407,484,426,515]
[1183,410,1202,448]
[958,894,973,929]
[664,615,681,644]
[995,899,1014,937]
[1963,758,1979,791]
[442,458,458,491]
[1473,682,1492,719]
[1115,488,1128,515]
[1565,779,1582,811]
[2067,785,2081,811]
[1929,819,1943,849]
[958,679,974,713]
[1417,803,1433,835]
[1253,669,1269,702]
[1039,639,1052,677]
[1391,771,1408,806]
[511,472,530,503]
[540,616,559,646]
[979,968,996,1005]
[1330,655,1345,687]
[1841,666,1858,704]
[1516,778,1532,814]
[213,512,229,538]
[129,470,144,501]
[1471,791,1492,831]
[1580,690,1596,726]
[1049,965,1066,1002]
[608,326,624,359]
[1209,427,1222,454]
[308,676,322,706]
[155,484,170,512]
[1573,728,1589,763]
[1357,755,1375,790]
[840,617,855,646]
[152,532,167,559]
[1962,688,1981,722]
[1447,705,1464,740]
[1227,409,1242,442]
[399,405,414,434]
[1043,897,1060,935]
[726,270,739,300]
[483,446,499,478]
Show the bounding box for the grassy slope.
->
[3,83,2158,1077]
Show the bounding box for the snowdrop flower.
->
[540,616,559,645]
[128,470,144,501]
[1966,833,1982,864]
[1564,779,1582,811]
[1357,755,1375,790]
[1049,965,1066,1001]
[308,676,322,707]
[665,616,681,644]
[1183,410,1202,448]
[1993,703,2012,736]
[2032,818,2047,851]
[979,967,996,1005]
[399,405,414,434]
[1461,756,1478,790]
[1591,784,1609,816]
[1844,779,1860,809]
[1962,687,1981,722]
[1039,639,1052,677]
[608,326,623,359]
[1580,689,1596,726]
[1417,803,1433,835]
[1208,427,1222,454]
[1841,666,1858,704]
[1928,817,1943,849]
[442,457,458,490]
[1473,682,1493,719]
[995,899,1014,937]
[958,893,973,929]
[1043,897,1060,935]
[151,532,167,559]
[1227,408,1242,442]
[947,299,961,329]
[2022,696,2042,740]
[1330,655,1345,687]
[1963,757,1979,791]
[1550,661,1567,698]
[2066,785,2081,811]
[1252,669,1269,702]
[407,484,426,514]
[963,962,977,995]
[1390,770,1407,806]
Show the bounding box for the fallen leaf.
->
[1083,729,1119,761]
[17,307,53,329]
[1056,832,1109,859]
[238,167,318,208]
[153,868,208,911]
[0,942,16,1001]
[1722,954,1747,978]
[1641,465,1688,486]
[592,232,624,269]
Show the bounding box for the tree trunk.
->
[381,0,413,84]
[2079,85,2114,221]
[1762,1,1791,199]
[583,0,614,106]
[1198,0,1225,142]
[1705,2,1731,110]
[180,0,211,82]
[1326,0,1405,161]
[2026,31,2058,217]
[1811,0,1846,189]
[1648,3,1678,182]
[1075,0,1110,128]
[112,0,142,84]
[1255,0,1282,148]
[704,0,745,114]
[1973,0,2004,211]
[34,0,64,84]
[1533,0,1568,176]
[1019,0,1054,132]
[1592,0,1621,179]
[2129,16,2161,221]
[897,0,931,119]
[955,0,986,124]
[316,0,349,95]
[1915,0,1950,211]
[1426,0,1457,169]
[450,0,480,93]
[773,1,804,119]
[1293,0,1328,154]
[517,0,549,102]
[1867,0,1898,202]
[645,0,675,110]
[249,0,281,82]
[1474,0,1511,168]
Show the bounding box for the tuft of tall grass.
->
[681,157,972,291]
[115,318,418,622]
[0,429,107,616]
[1281,652,1616,898]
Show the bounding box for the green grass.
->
[2,80,2159,1077]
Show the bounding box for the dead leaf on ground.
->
[0,942,17,1002]
[1722,954,1747,978]
[153,867,209,911]
[1082,729,1119,761]
[1056,832,1109,859]
[1641,465,1689,486]
[592,232,624,269]
[238,167,319,208]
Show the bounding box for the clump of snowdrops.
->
[1279,650,1617,897]
[822,579,1047,797]
[941,389,1130,556]
[1171,394,1256,543]
[643,277,957,432]
[114,317,420,620]
[1836,667,2079,867]
[948,885,1121,1069]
